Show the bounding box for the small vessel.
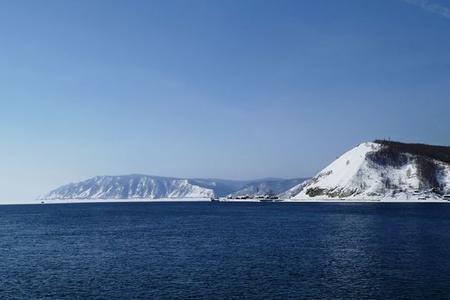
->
[210,197,220,202]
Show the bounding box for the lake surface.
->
[1,202,450,299]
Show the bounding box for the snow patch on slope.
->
[289,142,450,201]
[230,178,305,197]
[42,175,214,200]
[41,175,305,200]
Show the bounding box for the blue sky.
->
[1,0,450,201]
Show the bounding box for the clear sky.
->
[1,0,450,201]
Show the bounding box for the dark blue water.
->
[1,203,450,299]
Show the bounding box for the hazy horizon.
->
[2,0,450,201]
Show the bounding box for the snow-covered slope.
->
[230,178,305,197]
[42,140,450,202]
[42,175,215,200]
[41,175,305,200]
[289,141,450,201]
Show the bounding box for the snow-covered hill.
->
[41,175,305,200]
[288,141,450,201]
[229,178,304,197]
[42,175,215,200]
[41,140,450,202]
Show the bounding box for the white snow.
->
[40,175,304,201]
[289,142,450,201]
[35,141,450,203]
[41,175,215,200]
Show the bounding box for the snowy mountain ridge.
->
[41,175,306,200]
[41,140,450,201]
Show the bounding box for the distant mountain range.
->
[41,175,307,200]
[41,140,450,201]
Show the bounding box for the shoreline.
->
[0,198,449,205]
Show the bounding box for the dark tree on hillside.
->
[374,140,450,165]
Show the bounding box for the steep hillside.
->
[289,141,450,201]
[229,178,306,197]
